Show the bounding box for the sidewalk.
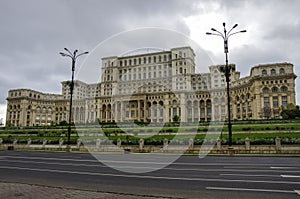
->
[0,182,166,199]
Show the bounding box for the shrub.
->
[242,127,251,131]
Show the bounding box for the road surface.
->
[0,151,299,199]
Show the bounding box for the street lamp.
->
[206,22,246,147]
[60,48,88,152]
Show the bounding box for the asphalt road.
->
[0,151,299,199]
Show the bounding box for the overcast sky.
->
[1,0,300,123]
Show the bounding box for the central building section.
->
[97,46,213,123]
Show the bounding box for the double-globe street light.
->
[60,48,88,151]
[206,23,246,147]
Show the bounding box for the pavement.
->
[0,181,163,199]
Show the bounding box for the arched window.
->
[120,61,123,67]
[272,87,278,93]
[153,56,156,63]
[172,100,177,105]
[263,87,269,94]
[262,69,267,75]
[281,86,287,93]
[280,68,285,74]
[271,69,276,75]
[129,59,132,65]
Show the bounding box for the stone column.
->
[144,101,147,122]
[139,138,144,151]
[164,98,169,122]
[96,138,101,148]
[120,101,124,122]
[59,138,64,148]
[275,137,281,151]
[245,137,251,151]
[217,137,222,150]
[42,138,47,148]
[191,105,194,123]
[188,138,194,150]
[77,139,81,148]
[27,138,32,146]
[117,138,122,148]
[163,138,168,150]
[180,94,187,122]
[137,100,141,121]
[13,138,18,146]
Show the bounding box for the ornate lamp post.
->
[60,48,88,152]
[206,23,246,147]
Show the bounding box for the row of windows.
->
[262,79,287,85]
[262,68,285,75]
[263,86,287,94]
[118,54,172,67]
[264,96,287,107]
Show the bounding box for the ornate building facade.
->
[6,46,297,126]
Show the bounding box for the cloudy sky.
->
[1,0,300,123]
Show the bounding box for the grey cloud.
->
[0,0,196,104]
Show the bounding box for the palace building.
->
[6,46,297,127]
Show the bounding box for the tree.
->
[173,115,180,123]
[263,106,272,119]
[59,120,68,126]
[280,103,300,119]
[5,121,12,127]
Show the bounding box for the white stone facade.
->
[6,47,297,126]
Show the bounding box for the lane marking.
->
[0,166,300,185]
[295,190,300,195]
[220,174,281,178]
[1,155,300,167]
[281,175,300,178]
[206,187,296,194]
[271,167,300,169]
[1,159,300,174]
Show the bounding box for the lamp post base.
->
[228,147,235,156]
[66,145,71,152]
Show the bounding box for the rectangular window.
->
[131,110,135,118]
[173,108,177,116]
[282,96,287,107]
[264,97,270,107]
[273,96,278,108]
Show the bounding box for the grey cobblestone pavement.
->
[0,182,166,199]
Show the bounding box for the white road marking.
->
[281,175,300,178]
[206,187,297,194]
[1,159,300,174]
[271,166,300,169]
[1,155,299,167]
[220,173,281,178]
[0,165,300,185]
[0,157,300,174]
[295,190,300,195]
